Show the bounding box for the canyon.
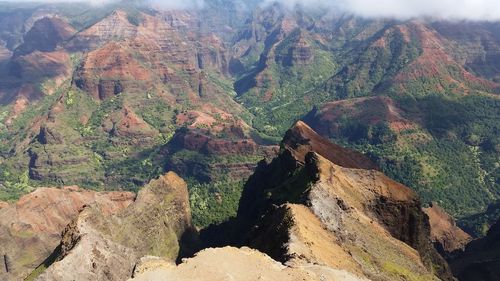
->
[0,1,499,280]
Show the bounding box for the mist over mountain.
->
[4,0,500,20]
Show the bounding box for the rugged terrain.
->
[423,202,472,255]
[31,171,195,281]
[0,1,499,280]
[0,1,498,230]
[0,186,134,280]
[229,121,453,281]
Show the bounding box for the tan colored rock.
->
[33,172,195,281]
[129,247,368,281]
[236,121,454,281]
[0,187,134,281]
[132,256,173,278]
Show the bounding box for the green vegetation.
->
[326,94,499,219]
[459,201,500,237]
[237,30,338,135]
[164,147,265,228]
[188,177,245,228]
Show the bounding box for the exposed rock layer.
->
[235,121,453,281]
[423,202,472,254]
[0,187,134,281]
[33,172,195,281]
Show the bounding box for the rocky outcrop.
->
[234,121,453,281]
[73,41,152,100]
[129,247,367,281]
[280,121,379,170]
[423,202,472,254]
[0,187,134,281]
[278,32,314,67]
[32,172,196,281]
[164,126,278,184]
[449,219,500,281]
[103,106,159,141]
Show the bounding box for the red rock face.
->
[282,121,379,170]
[423,202,472,254]
[393,22,499,94]
[0,187,135,280]
[104,106,159,141]
[71,10,230,102]
[278,33,314,67]
[74,42,154,100]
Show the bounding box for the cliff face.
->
[423,202,472,254]
[449,219,500,281]
[32,172,195,281]
[235,121,453,281]
[0,187,134,281]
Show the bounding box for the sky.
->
[4,0,500,21]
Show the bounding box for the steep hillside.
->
[30,172,196,281]
[0,187,134,280]
[423,202,472,254]
[0,0,499,243]
[303,94,499,220]
[0,5,267,209]
[231,121,453,281]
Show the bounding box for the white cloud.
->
[148,0,205,9]
[1,0,204,9]
[266,0,500,21]
[4,0,500,20]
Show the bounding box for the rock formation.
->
[234,121,453,281]
[32,172,196,281]
[423,202,472,254]
[0,186,134,281]
[129,247,367,281]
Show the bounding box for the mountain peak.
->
[282,120,378,170]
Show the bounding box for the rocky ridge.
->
[32,172,195,281]
[0,186,134,280]
[423,202,473,254]
[234,121,453,281]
